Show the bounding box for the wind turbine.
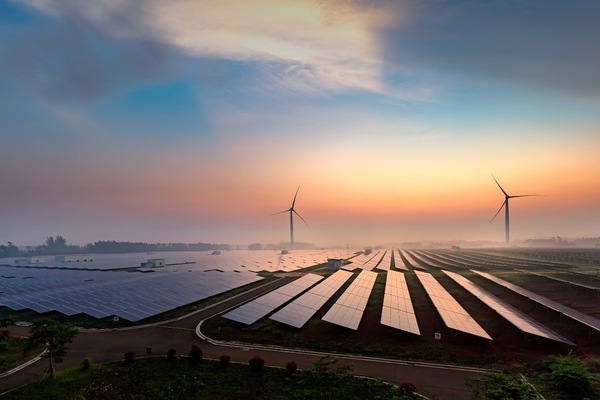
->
[490,174,542,245]
[273,186,308,249]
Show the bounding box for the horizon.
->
[1,1,599,247]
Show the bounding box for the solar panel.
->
[394,250,409,271]
[322,270,377,330]
[472,270,600,333]
[375,251,392,271]
[400,250,429,270]
[443,270,574,345]
[415,270,491,339]
[380,270,420,335]
[516,269,600,292]
[270,270,353,328]
[223,273,324,325]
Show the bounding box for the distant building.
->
[451,246,461,252]
[55,255,93,262]
[29,256,44,263]
[141,258,165,268]
[327,258,345,271]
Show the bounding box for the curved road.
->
[1,278,485,399]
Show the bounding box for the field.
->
[202,248,600,368]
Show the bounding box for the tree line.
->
[0,236,230,257]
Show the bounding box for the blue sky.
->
[1,0,599,247]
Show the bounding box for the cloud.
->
[3,0,186,102]
[380,0,600,100]
[9,0,415,100]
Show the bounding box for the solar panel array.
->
[342,251,381,271]
[0,249,333,273]
[381,270,420,335]
[270,270,353,328]
[222,273,324,325]
[375,251,392,271]
[400,250,429,270]
[443,270,574,345]
[0,266,263,321]
[394,250,409,271]
[415,270,492,339]
[516,269,600,292]
[322,270,377,330]
[472,270,600,333]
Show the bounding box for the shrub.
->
[248,355,264,372]
[400,382,416,393]
[285,361,297,375]
[189,344,203,364]
[0,330,11,340]
[167,348,177,361]
[80,357,93,371]
[123,351,135,364]
[544,354,593,396]
[0,341,9,353]
[219,354,231,368]
[469,373,538,400]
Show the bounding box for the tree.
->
[0,242,19,257]
[44,235,68,253]
[25,319,78,379]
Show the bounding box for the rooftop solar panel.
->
[270,270,353,328]
[443,270,574,345]
[322,270,377,330]
[415,270,491,339]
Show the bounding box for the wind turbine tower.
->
[274,186,308,249]
[490,174,541,245]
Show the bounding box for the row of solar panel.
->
[0,249,333,272]
[0,266,263,321]
[224,267,593,345]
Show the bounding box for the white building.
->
[141,258,165,268]
[55,255,94,262]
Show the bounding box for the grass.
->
[0,335,46,374]
[3,356,420,400]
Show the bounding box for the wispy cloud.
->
[12,0,411,99]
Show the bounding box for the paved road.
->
[1,278,485,399]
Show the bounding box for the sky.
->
[1,0,599,248]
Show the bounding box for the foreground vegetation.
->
[4,355,420,400]
[470,354,599,400]
[0,335,45,374]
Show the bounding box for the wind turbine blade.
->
[491,174,508,196]
[272,209,291,215]
[510,194,545,198]
[490,200,507,223]
[293,209,309,227]
[291,186,300,209]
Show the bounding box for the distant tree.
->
[0,242,19,257]
[248,243,263,251]
[44,235,69,253]
[0,315,15,328]
[24,319,78,379]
